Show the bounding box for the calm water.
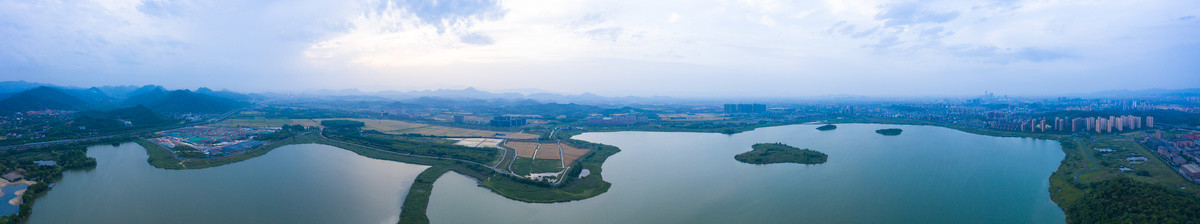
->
[27,143,428,224]
[428,124,1067,223]
[1,184,27,216]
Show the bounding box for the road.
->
[498,140,518,175]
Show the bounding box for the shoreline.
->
[0,179,37,206]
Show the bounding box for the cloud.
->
[0,0,1197,96]
[876,2,961,26]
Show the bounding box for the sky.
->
[0,0,1198,97]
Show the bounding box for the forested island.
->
[735,143,827,165]
[816,124,837,131]
[875,128,903,136]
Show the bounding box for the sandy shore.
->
[0,178,37,206]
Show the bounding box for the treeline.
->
[253,125,306,142]
[1068,178,1200,224]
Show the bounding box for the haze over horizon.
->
[2,0,1198,97]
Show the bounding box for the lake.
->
[427,124,1067,223]
[26,143,429,224]
[24,124,1067,223]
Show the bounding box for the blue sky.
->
[1,0,1198,97]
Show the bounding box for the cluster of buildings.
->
[1144,130,1200,181]
[724,104,766,114]
[1020,115,1153,133]
[489,116,528,127]
[150,126,274,156]
[584,114,648,126]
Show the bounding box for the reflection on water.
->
[428,124,1067,223]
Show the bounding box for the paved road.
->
[498,140,518,175]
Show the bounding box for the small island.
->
[816,124,837,131]
[875,128,903,136]
[735,143,828,165]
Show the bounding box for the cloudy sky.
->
[1,0,1198,97]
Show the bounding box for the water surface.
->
[428,124,1067,223]
[0,184,27,216]
[27,143,428,224]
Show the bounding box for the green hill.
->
[144,90,243,114]
[74,105,178,131]
[0,86,91,114]
[123,86,169,106]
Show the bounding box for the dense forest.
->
[1068,178,1200,224]
[735,143,827,165]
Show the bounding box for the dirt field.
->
[448,138,503,148]
[506,141,540,158]
[560,143,592,166]
[534,142,562,160]
[289,119,320,127]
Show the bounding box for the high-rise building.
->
[490,116,527,127]
[724,104,767,114]
[1147,116,1154,128]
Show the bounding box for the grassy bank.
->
[398,166,450,224]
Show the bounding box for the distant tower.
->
[1147,116,1154,128]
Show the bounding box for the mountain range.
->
[0,81,247,114]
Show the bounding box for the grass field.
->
[532,158,565,172]
[511,157,533,176]
[509,157,565,176]
[314,118,428,132]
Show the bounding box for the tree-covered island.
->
[734,143,828,165]
[816,124,837,131]
[875,128,903,136]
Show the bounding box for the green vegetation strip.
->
[398,166,450,224]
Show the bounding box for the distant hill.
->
[62,87,116,104]
[96,85,166,99]
[143,90,243,114]
[196,87,257,101]
[0,86,91,114]
[123,86,170,106]
[74,105,177,130]
[0,80,61,93]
